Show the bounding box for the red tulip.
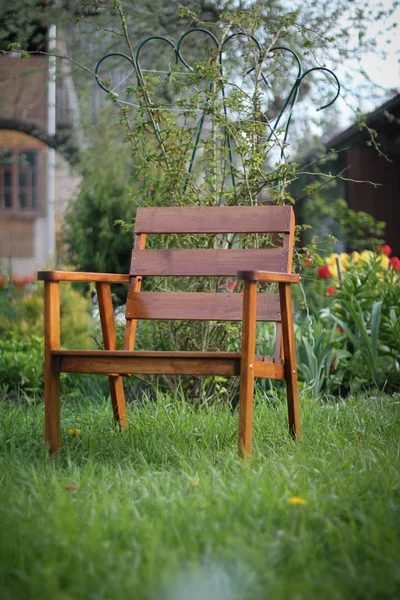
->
[317,266,330,279]
[390,256,400,271]
[327,286,337,296]
[378,244,392,257]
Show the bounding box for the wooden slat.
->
[125,292,281,322]
[253,360,285,380]
[54,351,283,377]
[130,249,288,277]
[38,271,130,283]
[54,350,241,359]
[237,271,301,283]
[135,206,293,233]
[54,351,242,377]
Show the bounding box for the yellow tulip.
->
[328,264,338,279]
[339,253,350,270]
[325,253,349,279]
[360,250,374,264]
[377,254,389,269]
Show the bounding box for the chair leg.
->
[96,282,128,430]
[238,280,257,459]
[45,365,61,454]
[108,375,128,429]
[44,281,61,454]
[279,283,301,439]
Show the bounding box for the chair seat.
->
[52,350,284,379]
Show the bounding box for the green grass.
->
[0,390,399,600]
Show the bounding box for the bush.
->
[297,246,400,394]
[0,279,96,396]
[0,279,95,349]
[0,332,44,396]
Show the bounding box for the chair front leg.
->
[279,283,301,439]
[44,281,61,454]
[238,280,257,459]
[96,282,127,428]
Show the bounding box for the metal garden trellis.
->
[94,27,340,199]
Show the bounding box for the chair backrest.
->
[124,205,295,350]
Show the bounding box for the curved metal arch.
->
[135,35,176,81]
[95,52,134,95]
[175,27,219,72]
[298,67,341,112]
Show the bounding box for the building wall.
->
[0,130,81,277]
[0,56,48,128]
[0,47,82,278]
[346,148,400,256]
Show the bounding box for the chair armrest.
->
[37,271,130,283]
[237,270,301,284]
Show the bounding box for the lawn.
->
[0,390,399,600]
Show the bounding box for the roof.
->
[327,93,400,149]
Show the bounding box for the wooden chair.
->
[38,205,301,459]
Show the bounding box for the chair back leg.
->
[279,283,301,439]
[96,282,128,428]
[108,375,128,429]
[238,281,257,459]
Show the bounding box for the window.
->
[0,149,41,212]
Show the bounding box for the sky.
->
[337,0,400,121]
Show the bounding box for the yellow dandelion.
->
[67,428,81,435]
[288,496,308,505]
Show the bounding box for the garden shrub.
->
[297,245,400,394]
[0,279,95,349]
[0,278,96,396]
[0,332,44,396]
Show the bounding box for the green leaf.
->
[371,301,382,366]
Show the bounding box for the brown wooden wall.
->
[0,218,34,258]
[346,148,400,256]
[0,56,48,129]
